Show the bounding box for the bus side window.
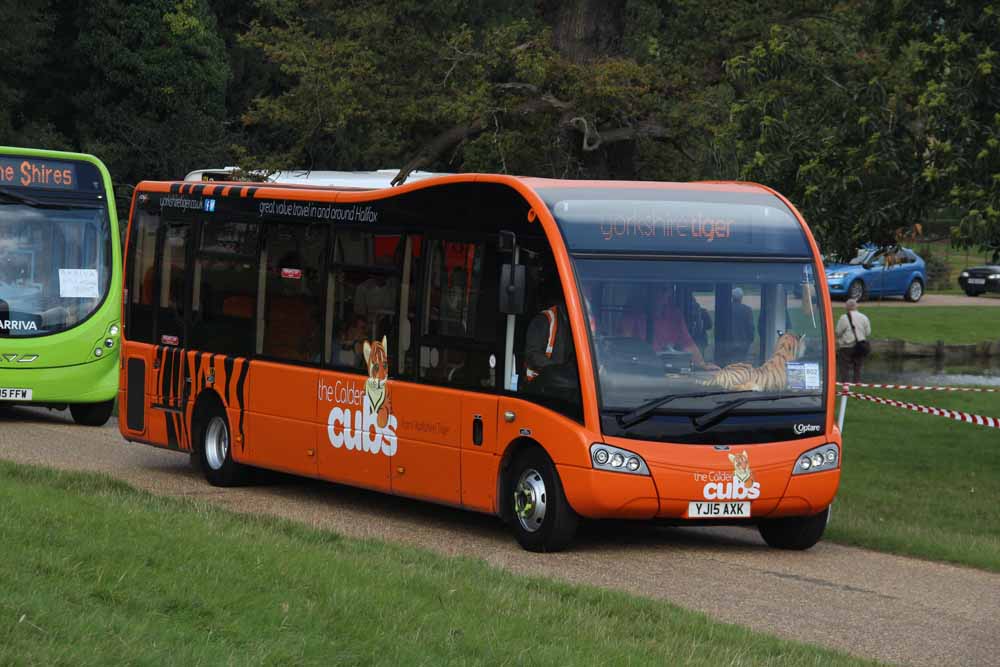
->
[156,222,189,347]
[261,223,325,363]
[328,230,401,371]
[418,239,498,390]
[190,221,260,357]
[127,209,160,343]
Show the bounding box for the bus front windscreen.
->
[0,202,111,337]
[576,258,826,418]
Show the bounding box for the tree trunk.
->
[542,0,626,63]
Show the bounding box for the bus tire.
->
[69,400,115,427]
[506,448,578,552]
[758,506,829,550]
[196,404,249,487]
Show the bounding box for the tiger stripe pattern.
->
[702,332,807,392]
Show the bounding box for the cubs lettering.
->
[320,336,398,457]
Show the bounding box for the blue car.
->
[824,247,926,302]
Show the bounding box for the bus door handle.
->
[472,415,483,446]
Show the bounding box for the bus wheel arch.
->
[497,437,579,552]
[191,389,249,486]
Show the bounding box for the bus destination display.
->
[0,156,79,190]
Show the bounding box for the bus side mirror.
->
[500,264,526,314]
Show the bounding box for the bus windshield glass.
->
[0,202,111,337]
[575,257,826,414]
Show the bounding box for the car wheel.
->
[197,405,250,487]
[69,399,115,427]
[847,279,865,302]
[758,506,830,550]
[904,278,923,302]
[506,448,578,552]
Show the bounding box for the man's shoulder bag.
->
[847,312,871,356]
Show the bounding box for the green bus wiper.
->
[693,392,823,431]
[617,389,759,429]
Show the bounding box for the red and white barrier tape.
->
[838,391,1000,429]
[837,382,999,392]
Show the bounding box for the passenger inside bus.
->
[617,285,720,371]
[335,314,368,369]
[716,287,756,365]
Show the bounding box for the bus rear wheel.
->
[758,506,829,550]
[69,400,114,427]
[506,448,578,552]
[197,406,250,487]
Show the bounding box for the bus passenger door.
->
[390,235,499,506]
[144,220,193,448]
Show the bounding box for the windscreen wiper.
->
[617,389,759,429]
[0,187,42,206]
[692,392,823,431]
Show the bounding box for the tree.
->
[67,0,231,186]
[715,9,936,261]
[236,0,799,183]
[893,2,1000,263]
[0,1,60,146]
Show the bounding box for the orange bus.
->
[119,174,839,552]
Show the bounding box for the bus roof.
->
[183,168,448,189]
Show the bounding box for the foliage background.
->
[2,0,997,260]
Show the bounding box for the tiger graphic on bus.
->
[363,336,393,429]
[321,335,397,456]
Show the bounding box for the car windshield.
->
[0,202,112,337]
[575,258,826,414]
[848,248,876,265]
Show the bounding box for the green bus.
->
[0,147,121,425]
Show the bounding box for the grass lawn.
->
[829,388,1000,571]
[0,461,870,667]
[830,305,1000,344]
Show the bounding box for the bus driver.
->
[523,279,578,394]
[618,285,720,371]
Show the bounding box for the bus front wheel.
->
[69,400,114,427]
[506,449,578,552]
[758,506,830,550]
[197,406,250,487]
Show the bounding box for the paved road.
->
[848,293,1000,307]
[2,406,998,666]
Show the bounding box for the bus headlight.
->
[590,443,649,476]
[793,444,839,475]
[94,348,103,357]
[109,324,120,336]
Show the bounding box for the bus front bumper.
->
[557,442,840,522]
[0,353,119,405]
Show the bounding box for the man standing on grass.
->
[835,298,871,383]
